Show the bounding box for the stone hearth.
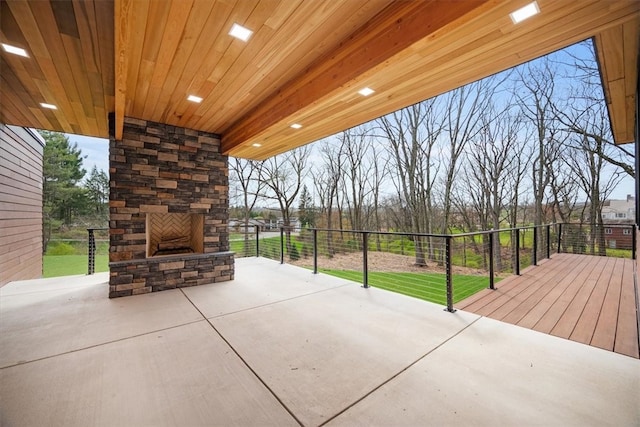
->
[108,116,234,298]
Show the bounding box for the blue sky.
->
[67,134,109,178]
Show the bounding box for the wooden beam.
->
[114,0,132,140]
[221,0,489,153]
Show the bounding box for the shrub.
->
[289,244,300,261]
[47,242,77,255]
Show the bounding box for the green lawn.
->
[43,255,109,278]
[318,268,493,306]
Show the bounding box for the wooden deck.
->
[457,253,639,359]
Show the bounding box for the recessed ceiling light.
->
[229,23,253,42]
[2,43,29,58]
[290,123,302,129]
[40,103,57,110]
[509,1,540,24]
[252,143,262,147]
[358,87,375,97]
[187,94,203,103]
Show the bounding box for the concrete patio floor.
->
[1,257,638,426]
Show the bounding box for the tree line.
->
[41,131,109,251]
[229,42,634,262]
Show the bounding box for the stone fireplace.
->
[108,116,234,298]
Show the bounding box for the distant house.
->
[602,195,635,222]
[602,195,635,250]
[229,218,266,232]
[277,217,302,230]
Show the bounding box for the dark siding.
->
[0,125,44,286]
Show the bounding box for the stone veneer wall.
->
[109,116,233,298]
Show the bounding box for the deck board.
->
[458,254,639,359]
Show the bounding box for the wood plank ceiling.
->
[1,0,638,161]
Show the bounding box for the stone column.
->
[108,116,234,298]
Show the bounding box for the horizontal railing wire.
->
[227,222,630,312]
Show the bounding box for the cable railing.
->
[232,222,635,312]
[87,228,109,274]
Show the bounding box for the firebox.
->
[146,213,204,257]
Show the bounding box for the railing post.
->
[514,229,520,276]
[546,224,551,259]
[557,223,563,254]
[362,232,369,288]
[87,228,96,275]
[532,226,538,266]
[255,226,260,257]
[313,229,318,274]
[632,225,636,260]
[488,231,495,290]
[280,226,284,264]
[444,235,455,312]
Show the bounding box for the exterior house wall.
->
[0,124,44,286]
[108,117,233,297]
[603,225,634,250]
[602,196,635,221]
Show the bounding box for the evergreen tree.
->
[84,165,109,218]
[41,131,88,250]
[298,184,316,227]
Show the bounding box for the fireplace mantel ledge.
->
[109,251,235,267]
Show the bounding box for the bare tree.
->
[369,141,390,249]
[259,145,310,253]
[458,103,526,270]
[341,127,374,233]
[376,100,442,266]
[313,140,345,256]
[439,79,496,234]
[229,157,264,253]
[516,58,561,228]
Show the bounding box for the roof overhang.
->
[1,0,638,160]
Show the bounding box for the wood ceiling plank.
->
[162,0,258,126]
[188,0,328,130]
[115,0,133,139]
[598,26,624,81]
[73,0,113,136]
[177,0,282,129]
[60,36,94,137]
[141,0,194,119]
[0,46,42,99]
[73,1,105,134]
[336,0,636,150]
[0,73,38,128]
[4,1,50,59]
[25,0,84,132]
[94,0,115,103]
[1,0,636,148]
[222,0,490,153]
[608,79,626,138]
[193,0,391,132]
[130,0,172,118]
[230,0,640,158]
[33,77,73,131]
[27,105,54,131]
[123,0,150,119]
[622,18,639,95]
[149,0,234,122]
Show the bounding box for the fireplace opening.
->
[146,213,204,257]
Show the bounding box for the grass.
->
[43,255,109,278]
[318,268,494,306]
